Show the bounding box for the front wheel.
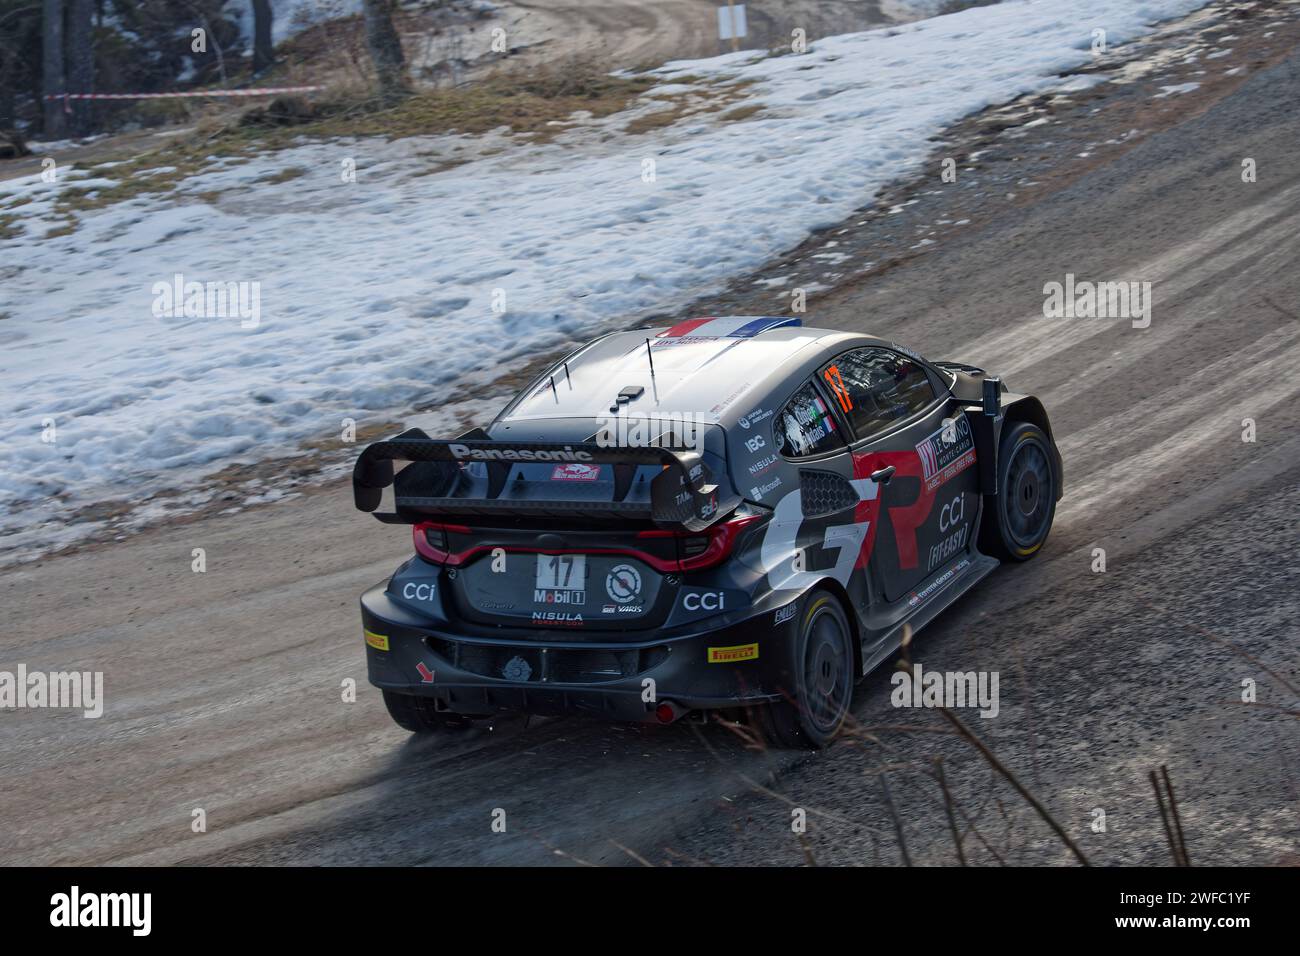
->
[760,591,855,749]
[980,421,1058,561]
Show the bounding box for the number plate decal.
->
[533,554,587,605]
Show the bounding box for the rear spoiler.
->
[353,428,737,532]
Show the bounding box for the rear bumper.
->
[360,583,794,722]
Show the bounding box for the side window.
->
[820,348,936,439]
[775,382,845,458]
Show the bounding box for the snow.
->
[0,0,1210,559]
[1155,81,1203,96]
[234,0,498,46]
[226,1,364,46]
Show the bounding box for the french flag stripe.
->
[730,317,782,337]
[661,317,716,337]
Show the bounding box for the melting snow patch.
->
[0,0,1213,558]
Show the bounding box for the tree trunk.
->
[252,0,273,74]
[65,0,94,136]
[362,0,406,101]
[0,85,15,135]
[41,0,65,138]
[0,48,16,130]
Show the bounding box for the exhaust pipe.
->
[654,700,687,724]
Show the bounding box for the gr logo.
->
[683,591,725,612]
[402,582,436,601]
[939,493,965,532]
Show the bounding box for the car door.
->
[818,347,979,603]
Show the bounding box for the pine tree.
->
[65,0,92,135]
[362,0,406,102]
[41,0,64,137]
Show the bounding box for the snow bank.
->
[0,0,1208,556]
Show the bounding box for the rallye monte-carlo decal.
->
[916,415,976,492]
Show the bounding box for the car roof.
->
[496,317,886,428]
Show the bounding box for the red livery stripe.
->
[660,317,716,337]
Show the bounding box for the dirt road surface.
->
[1,1,1296,866]
[490,0,902,68]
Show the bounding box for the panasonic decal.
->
[448,443,594,463]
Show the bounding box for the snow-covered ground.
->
[0,0,1209,561]
[234,0,363,45]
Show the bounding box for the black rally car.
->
[353,316,1063,747]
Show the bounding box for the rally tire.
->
[760,590,855,750]
[980,421,1057,562]
[382,689,473,733]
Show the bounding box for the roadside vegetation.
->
[35,54,760,231]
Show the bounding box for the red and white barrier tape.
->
[44,86,324,111]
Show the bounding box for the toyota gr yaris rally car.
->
[353,316,1063,748]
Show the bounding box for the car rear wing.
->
[353,428,738,532]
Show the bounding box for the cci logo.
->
[683,591,725,612]
[402,582,436,601]
[939,494,965,532]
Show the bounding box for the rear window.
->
[820,348,935,438]
[775,382,844,458]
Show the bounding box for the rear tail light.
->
[413,512,765,571]
[637,511,764,571]
[681,535,710,559]
[412,521,470,564]
[424,525,448,552]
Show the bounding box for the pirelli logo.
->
[364,629,390,651]
[707,643,759,663]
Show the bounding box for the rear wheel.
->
[980,421,1057,561]
[760,591,855,749]
[382,690,476,733]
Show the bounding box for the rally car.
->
[353,317,1062,747]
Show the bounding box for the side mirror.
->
[983,376,1001,417]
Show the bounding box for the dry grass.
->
[624,100,693,135]
[256,165,308,185]
[43,218,78,238]
[51,157,210,225]
[225,57,659,146]
[718,104,765,122]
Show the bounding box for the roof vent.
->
[609,385,645,413]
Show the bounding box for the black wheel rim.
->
[803,607,851,734]
[1003,438,1052,549]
